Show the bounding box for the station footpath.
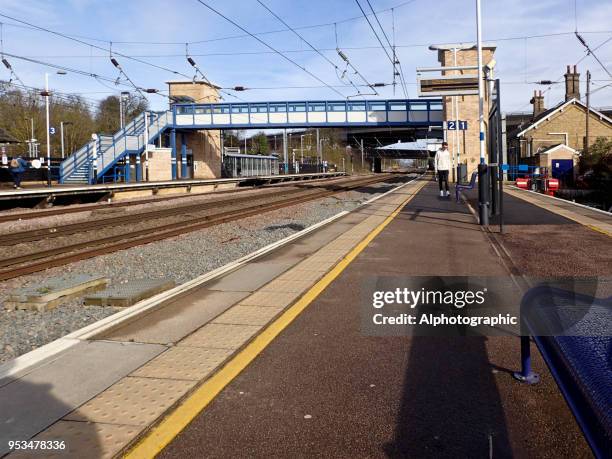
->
[2,175,609,458]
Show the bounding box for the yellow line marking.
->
[587,224,612,238]
[124,179,427,459]
[505,188,612,238]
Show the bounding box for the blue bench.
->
[515,284,612,458]
[455,171,478,202]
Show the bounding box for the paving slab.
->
[64,376,195,426]
[0,341,165,456]
[131,346,234,380]
[203,262,293,292]
[9,421,143,459]
[179,324,262,349]
[98,289,250,345]
[212,305,284,326]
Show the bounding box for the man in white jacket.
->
[434,141,451,197]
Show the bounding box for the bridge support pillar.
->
[181,133,188,179]
[171,129,177,180]
[124,156,130,183]
[135,153,141,182]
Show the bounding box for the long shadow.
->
[384,336,513,458]
[0,360,104,458]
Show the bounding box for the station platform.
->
[1,175,609,458]
[0,172,345,208]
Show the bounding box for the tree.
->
[249,132,269,155]
[95,94,148,134]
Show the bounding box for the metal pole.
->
[585,70,591,155]
[60,121,65,159]
[30,118,35,157]
[476,0,485,164]
[513,335,540,384]
[316,129,320,162]
[360,139,364,171]
[282,129,288,174]
[45,72,51,186]
[119,96,124,130]
[144,111,150,181]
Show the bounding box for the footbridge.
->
[60,99,443,184]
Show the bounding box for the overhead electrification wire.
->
[363,0,409,97]
[0,12,191,80]
[193,0,347,99]
[575,32,612,78]
[255,0,375,98]
[353,0,407,97]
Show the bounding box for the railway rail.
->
[0,175,351,224]
[0,174,401,281]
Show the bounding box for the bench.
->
[514,284,612,458]
[455,171,478,202]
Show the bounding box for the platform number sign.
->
[49,127,56,135]
[446,120,468,130]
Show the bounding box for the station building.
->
[508,65,612,178]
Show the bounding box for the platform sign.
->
[446,120,468,130]
[417,75,479,97]
[49,127,56,135]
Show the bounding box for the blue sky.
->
[1,0,611,113]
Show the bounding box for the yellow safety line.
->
[124,179,426,459]
[506,188,611,238]
[587,224,612,238]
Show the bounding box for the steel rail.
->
[0,175,396,280]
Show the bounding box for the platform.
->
[1,176,610,458]
[0,172,345,207]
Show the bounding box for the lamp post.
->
[120,91,130,129]
[41,70,66,186]
[23,117,35,157]
[60,121,73,159]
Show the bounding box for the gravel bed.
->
[0,176,413,364]
[0,181,325,234]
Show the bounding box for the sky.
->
[0,0,611,114]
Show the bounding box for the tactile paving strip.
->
[179,323,262,349]
[259,279,315,294]
[9,420,143,459]
[131,346,233,380]
[239,290,301,307]
[64,377,195,426]
[212,305,283,326]
[274,269,324,283]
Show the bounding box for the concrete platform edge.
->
[0,175,421,382]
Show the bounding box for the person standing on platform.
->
[9,155,28,190]
[434,141,451,197]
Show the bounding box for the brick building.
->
[508,66,612,171]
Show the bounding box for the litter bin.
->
[457,163,468,183]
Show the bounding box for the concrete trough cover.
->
[84,279,175,307]
[4,275,109,311]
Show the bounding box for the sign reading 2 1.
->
[447,121,468,130]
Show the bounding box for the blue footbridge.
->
[59,99,443,184]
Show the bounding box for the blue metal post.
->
[181,133,187,179]
[171,129,177,180]
[135,152,142,182]
[513,335,540,384]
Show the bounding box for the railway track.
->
[0,174,399,281]
[0,175,350,224]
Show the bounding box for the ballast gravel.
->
[0,176,414,364]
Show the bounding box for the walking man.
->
[434,141,451,197]
[9,155,28,189]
